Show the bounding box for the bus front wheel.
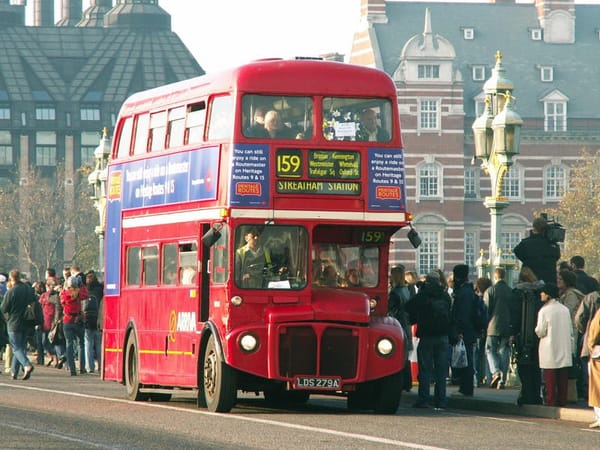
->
[124,332,148,401]
[373,372,402,414]
[202,334,237,412]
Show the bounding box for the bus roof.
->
[119,59,397,116]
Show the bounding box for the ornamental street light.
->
[472,51,522,283]
[88,127,111,276]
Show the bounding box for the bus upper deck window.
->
[149,111,167,152]
[207,95,233,141]
[322,98,392,142]
[167,106,186,148]
[133,113,149,155]
[186,101,206,144]
[116,117,133,158]
[242,94,313,140]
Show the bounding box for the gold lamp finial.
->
[495,50,502,63]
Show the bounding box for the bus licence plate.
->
[293,375,341,390]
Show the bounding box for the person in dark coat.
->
[0,269,36,380]
[388,265,413,392]
[513,216,561,284]
[510,267,545,406]
[406,272,452,409]
[451,264,478,397]
[570,256,599,295]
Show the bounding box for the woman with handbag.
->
[587,307,600,428]
[61,276,85,376]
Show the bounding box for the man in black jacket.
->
[0,269,35,380]
[406,272,452,409]
[570,256,599,295]
[513,216,561,284]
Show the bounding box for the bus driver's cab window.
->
[234,225,308,290]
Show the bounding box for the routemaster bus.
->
[102,58,413,413]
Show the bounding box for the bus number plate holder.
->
[293,375,341,390]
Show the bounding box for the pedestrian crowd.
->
[0,264,104,380]
[387,217,600,428]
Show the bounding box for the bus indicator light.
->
[375,186,401,200]
[236,182,261,196]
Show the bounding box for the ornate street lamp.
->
[88,127,111,276]
[472,51,523,280]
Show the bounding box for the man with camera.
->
[514,216,561,285]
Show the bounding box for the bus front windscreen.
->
[234,225,308,290]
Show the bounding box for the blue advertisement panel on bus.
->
[104,147,219,295]
[367,148,406,211]
[230,143,271,207]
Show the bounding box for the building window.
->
[531,28,542,40]
[464,167,479,199]
[418,162,440,199]
[501,164,521,199]
[417,65,440,79]
[35,106,56,121]
[0,106,10,120]
[465,231,477,271]
[417,230,440,275]
[544,101,567,132]
[418,99,439,130]
[545,165,568,200]
[81,131,100,165]
[463,28,474,40]
[35,131,56,166]
[472,66,485,81]
[80,107,101,121]
[540,66,553,82]
[501,231,521,255]
[0,131,11,165]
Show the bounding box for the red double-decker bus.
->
[102,58,412,413]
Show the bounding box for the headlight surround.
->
[376,337,395,357]
[368,298,377,312]
[231,295,243,306]
[239,333,259,353]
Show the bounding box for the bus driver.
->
[235,228,272,288]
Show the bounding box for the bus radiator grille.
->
[278,326,357,379]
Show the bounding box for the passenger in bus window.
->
[245,107,269,138]
[357,108,390,142]
[264,110,295,139]
[235,228,271,288]
[318,264,340,288]
[344,268,362,288]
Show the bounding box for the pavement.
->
[404,383,594,424]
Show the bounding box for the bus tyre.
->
[347,381,375,411]
[202,334,237,413]
[124,332,149,401]
[373,372,402,414]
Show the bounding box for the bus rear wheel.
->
[202,334,237,412]
[124,332,148,401]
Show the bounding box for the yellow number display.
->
[276,150,302,178]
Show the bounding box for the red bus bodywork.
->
[102,59,411,413]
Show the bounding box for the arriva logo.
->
[168,310,197,342]
[176,311,197,332]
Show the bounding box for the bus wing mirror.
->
[202,227,222,248]
[407,225,421,249]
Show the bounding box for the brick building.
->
[350,0,600,276]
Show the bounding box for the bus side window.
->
[126,246,141,286]
[117,116,133,158]
[186,101,206,144]
[179,242,198,285]
[167,106,186,149]
[142,246,159,286]
[162,243,178,285]
[211,224,229,284]
[207,95,233,141]
[149,111,167,152]
[133,113,149,155]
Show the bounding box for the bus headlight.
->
[376,337,394,357]
[239,333,258,353]
[369,298,377,312]
[231,295,243,306]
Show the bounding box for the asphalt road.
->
[1,366,599,449]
